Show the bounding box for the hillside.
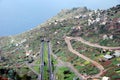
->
[0,4,120,80]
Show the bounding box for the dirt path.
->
[65,36,105,79]
[69,37,120,50]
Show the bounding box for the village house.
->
[118,18,120,23]
[102,76,110,80]
[71,26,81,31]
[88,12,93,17]
[74,15,80,19]
[56,41,60,44]
[88,19,96,26]
[88,19,92,26]
[109,35,113,39]
[103,34,109,40]
[25,44,29,48]
[15,43,19,46]
[113,50,120,57]
[82,14,87,19]
[54,22,58,25]
[25,50,32,56]
[97,12,101,18]
[54,30,60,35]
[10,39,14,43]
[58,18,65,22]
[76,26,81,30]
[102,77,110,80]
[92,78,100,80]
[96,18,101,22]
[100,19,107,25]
[104,54,113,60]
[48,22,52,25]
[20,39,27,44]
[117,63,120,67]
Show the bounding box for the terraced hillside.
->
[0,5,120,80]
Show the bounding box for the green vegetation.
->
[0,5,120,79]
[55,67,78,80]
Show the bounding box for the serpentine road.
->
[64,36,120,79]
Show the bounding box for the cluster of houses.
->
[48,4,120,35]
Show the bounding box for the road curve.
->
[65,36,105,79]
[68,37,120,50]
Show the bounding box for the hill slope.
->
[0,5,120,80]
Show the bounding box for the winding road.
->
[64,36,120,79]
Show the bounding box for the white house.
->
[54,31,58,34]
[59,18,65,22]
[103,34,109,40]
[109,35,113,39]
[117,18,120,23]
[102,76,110,80]
[54,22,58,25]
[101,21,106,25]
[89,12,93,17]
[20,39,27,44]
[25,50,32,56]
[117,63,120,67]
[15,43,19,46]
[82,15,87,18]
[11,40,14,43]
[113,50,120,57]
[96,18,100,22]
[104,54,113,60]
[74,16,80,19]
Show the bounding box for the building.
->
[103,34,109,40]
[113,50,120,57]
[104,54,113,60]
[102,76,110,80]
[117,63,120,67]
[109,35,113,39]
